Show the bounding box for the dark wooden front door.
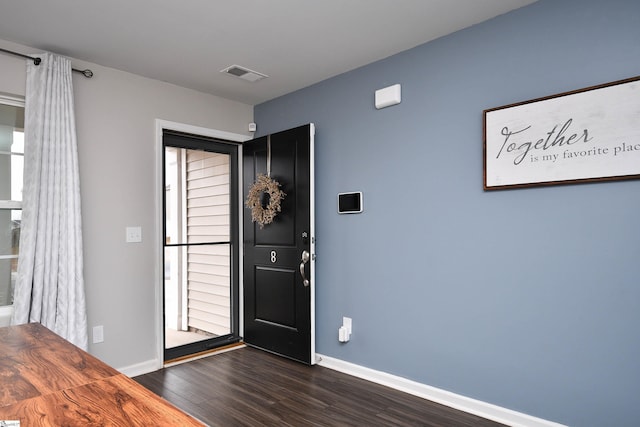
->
[242,124,315,364]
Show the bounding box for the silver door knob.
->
[300,250,310,287]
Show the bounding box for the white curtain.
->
[11,52,88,350]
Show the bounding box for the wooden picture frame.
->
[483,76,640,190]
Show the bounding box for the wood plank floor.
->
[134,347,506,427]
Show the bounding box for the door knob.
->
[300,250,310,287]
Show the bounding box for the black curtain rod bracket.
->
[0,47,93,78]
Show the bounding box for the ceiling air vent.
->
[220,65,268,82]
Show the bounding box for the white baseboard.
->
[118,358,161,377]
[316,354,566,427]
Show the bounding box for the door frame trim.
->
[309,123,316,362]
[154,119,250,367]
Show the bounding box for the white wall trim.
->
[156,120,252,145]
[118,358,161,378]
[316,354,567,427]
[154,119,250,368]
[0,305,13,327]
[0,93,24,107]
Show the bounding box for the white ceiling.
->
[0,0,537,105]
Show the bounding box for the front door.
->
[242,124,315,364]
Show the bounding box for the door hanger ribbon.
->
[245,134,285,228]
[267,134,272,178]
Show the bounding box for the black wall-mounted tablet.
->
[338,192,363,214]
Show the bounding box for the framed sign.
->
[483,76,640,190]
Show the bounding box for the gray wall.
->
[254,1,640,426]
[0,39,253,369]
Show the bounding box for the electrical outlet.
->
[93,325,104,344]
[125,226,142,243]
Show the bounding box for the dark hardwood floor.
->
[134,347,506,427]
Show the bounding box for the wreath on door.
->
[245,174,285,228]
[245,135,286,228]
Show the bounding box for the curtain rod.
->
[0,47,94,78]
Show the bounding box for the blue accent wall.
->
[254,1,640,425]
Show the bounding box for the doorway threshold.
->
[164,341,246,367]
[165,328,216,348]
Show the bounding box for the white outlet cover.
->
[126,226,142,243]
